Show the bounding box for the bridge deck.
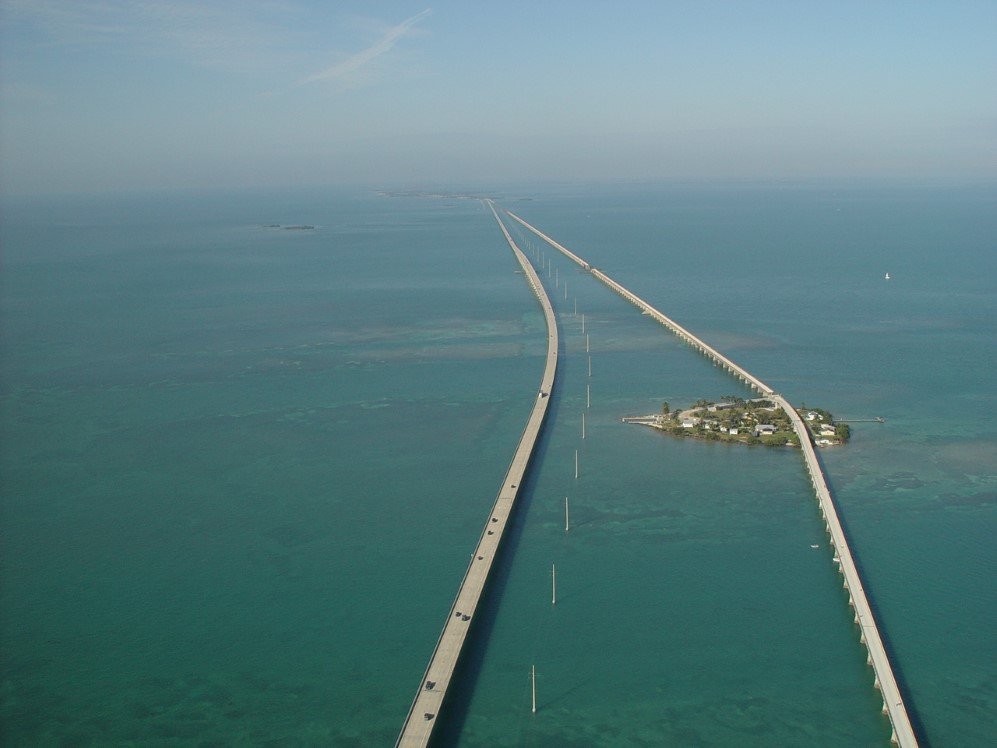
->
[395,202,558,747]
[506,209,917,747]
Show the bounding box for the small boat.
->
[884,272,891,280]
[810,544,819,549]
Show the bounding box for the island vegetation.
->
[622,396,850,448]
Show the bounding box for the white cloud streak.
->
[297,8,430,87]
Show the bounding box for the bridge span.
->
[395,202,558,747]
[506,209,918,747]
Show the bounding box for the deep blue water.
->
[1,182,993,745]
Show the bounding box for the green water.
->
[1,184,993,745]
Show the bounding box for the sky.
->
[1,0,995,195]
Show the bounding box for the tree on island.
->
[662,402,670,415]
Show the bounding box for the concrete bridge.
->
[505,209,918,747]
[395,202,558,747]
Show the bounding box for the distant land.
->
[377,190,485,200]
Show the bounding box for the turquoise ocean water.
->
[1,183,993,745]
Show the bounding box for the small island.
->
[622,396,850,447]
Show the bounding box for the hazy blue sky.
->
[2,0,995,195]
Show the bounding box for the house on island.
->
[754,424,777,437]
[818,425,837,437]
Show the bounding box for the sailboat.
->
[884,272,891,280]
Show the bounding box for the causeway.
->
[395,202,558,746]
[506,208,917,747]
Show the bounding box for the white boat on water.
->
[885,272,891,280]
